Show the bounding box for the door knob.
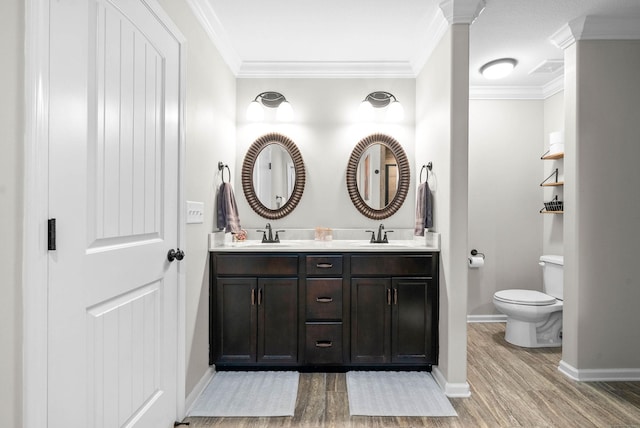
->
[167,248,185,262]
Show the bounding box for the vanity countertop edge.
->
[208,236,441,253]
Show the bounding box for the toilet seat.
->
[494,289,556,306]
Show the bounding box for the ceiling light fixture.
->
[247,91,294,122]
[358,91,404,122]
[480,58,518,80]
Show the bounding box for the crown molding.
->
[551,16,640,50]
[185,0,241,74]
[549,23,576,50]
[410,11,450,75]
[236,61,416,78]
[542,75,564,99]
[439,0,486,25]
[469,75,564,100]
[469,85,546,100]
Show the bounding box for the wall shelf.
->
[540,150,564,214]
[541,152,564,160]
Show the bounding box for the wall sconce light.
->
[358,91,404,122]
[480,58,517,80]
[246,91,294,122]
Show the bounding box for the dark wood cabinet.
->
[351,277,437,365]
[216,277,257,363]
[303,255,346,366]
[391,278,437,364]
[350,254,438,366]
[210,250,438,370]
[257,278,298,363]
[351,277,391,363]
[211,255,298,366]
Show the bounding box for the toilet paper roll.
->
[549,131,564,145]
[468,256,484,269]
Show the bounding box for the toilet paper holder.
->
[470,249,485,259]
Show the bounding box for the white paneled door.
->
[48,0,183,427]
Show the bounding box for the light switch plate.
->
[186,201,204,224]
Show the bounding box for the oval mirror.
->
[242,133,306,219]
[346,134,410,220]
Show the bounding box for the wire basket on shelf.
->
[542,195,563,212]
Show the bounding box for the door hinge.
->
[48,218,56,251]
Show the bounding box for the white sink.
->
[349,241,414,248]
[236,242,298,249]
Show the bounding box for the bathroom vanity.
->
[209,239,439,371]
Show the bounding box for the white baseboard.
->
[467,314,507,323]
[559,360,640,381]
[185,366,216,413]
[431,366,471,398]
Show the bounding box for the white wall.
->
[468,100,544,316]
[157,0,237,396]
[543,92,564,256]
[562,40,640,376]
[235,78,416,231]
[1,0,23,425]
[416,24,470,393]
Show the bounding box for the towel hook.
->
[419,162,433,183]
[218,161,231,184]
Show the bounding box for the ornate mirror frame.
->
[346,133,410,220]
[241,132,306,219]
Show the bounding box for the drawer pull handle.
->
[316,297,333,303]
[315,341,333,348]
[316,263,333,269]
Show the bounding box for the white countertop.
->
[208,236,440,253]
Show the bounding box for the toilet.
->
[493,255,564,348]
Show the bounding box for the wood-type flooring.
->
[183,322,640,427]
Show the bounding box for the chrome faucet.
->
[365,223,394,243]
[257,223,284,243]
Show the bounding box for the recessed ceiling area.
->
[195,0,640,91]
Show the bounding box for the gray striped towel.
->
[414,181,432,236]
[217,183,242,233]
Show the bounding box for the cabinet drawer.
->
[306,255,343,276]
[215,254,298,276]
[305,323,343,364]
[306,279,342,320]
[351,254,435,276]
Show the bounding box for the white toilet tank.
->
[540,255,564,300]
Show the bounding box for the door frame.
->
[23,0,187,425]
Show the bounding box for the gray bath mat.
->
[189,371,299,417]
[346,371,457,417]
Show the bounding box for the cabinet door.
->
[351,278,391,363]
[257,278,298,363]
[216,278,257,363]
[391,278,437,364]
